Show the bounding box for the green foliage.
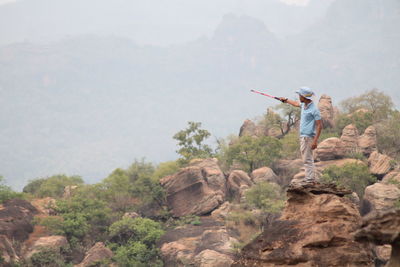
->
[109,217,164,267]
[0,176,24,203]
[261,104,300,138]
[279,132,300,159]
[28,248,69,267]
[23,175,84,198]
[376,110,400,159]
[320,163,376,198]
[54,193,111,242]
[34,216,65,235]
[335,111,373,135]
[109,217,164,246]
[244,182,285,213]
[173,121,213,164]
[226,136,282,172]
[345,151,367,161]
[340,89,394,123]
[153,161,180,181]
[226,211,257,225]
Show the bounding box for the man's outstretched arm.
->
[279,97,301,107]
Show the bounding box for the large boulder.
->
[340,124,359,155]
[315,137,344,161]
[318,94,335,128]
[0,235,20,264]
[382,171,400,184]
[194,249,234,267]
[75,242,114,267]
[0,199,38,242]
[239,119,266,138]
[355,209,400,267]
[233,183,374,266]
[226,170,253,201]
[357,126,377,156]
[363,182,400,212]
[159,217,236,267]
[160,158,226,217]
[26,235,68,259]
[368,151,394,177]
[30,197,56,215]
[251,167,279,184]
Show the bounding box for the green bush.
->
[54,193,111,243]
[153,161,180,181]
[320,163,376,198]
[28,248,69,267]
[376,110,400,159]
[244,182,285,213]
[335,111,373,135]
[226,136,282,172]
[0,176,24,204]
[279,132,300,159]
[23,175,84,198]
[109,217,164,267]
[34,216,65,235]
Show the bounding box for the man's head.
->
[296,87,314,103]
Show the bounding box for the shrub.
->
[0,176,24,204]
[244,182,285,213]
[320,163,376,198]
[23,175,84,198]
[28,248,68,267]
[226,136,282,172]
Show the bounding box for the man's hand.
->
[279,97,288,103]
[311,139,318,150]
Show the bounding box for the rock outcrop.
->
[25,235,68,259]
[382,171,400,184]
[357,126,377,156]
[251,167,279,185]
[159,217,237,267]
[316,124,379,161]
[0,199,38,242]
[368,151,394,177]
[75,242,114,267]
[318,94,335,128]
[363,183,400,212]
[233,183,374,266]
[160,158,225,217]
[239,119,266,138]
[355,209,400,267]
[226,170,253,201]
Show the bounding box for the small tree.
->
[265,104,300,139]
[23,174,84,198]
[173,121,213,163]
[244,182,285,213]
[377,110,400,159]
[226,136,282,172]
[0,176,23,203]
[320,163,376,198]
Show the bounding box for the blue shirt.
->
[300,102,321,137]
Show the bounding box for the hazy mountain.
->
[1,0,399,189]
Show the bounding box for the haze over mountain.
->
[1,0,399,189]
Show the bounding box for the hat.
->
[296,87,314,100]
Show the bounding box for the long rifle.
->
[250,89,281,101]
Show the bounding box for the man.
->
[279,87,322,184]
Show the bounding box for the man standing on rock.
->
[279,87,322,185]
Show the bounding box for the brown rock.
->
[318,94,335,128]
[194,249,234,267]
[26,235,68,259]
[315,137,344,161]
[0,199,38,242]
[355,209,400,267]
[382,171,400,184]
[0,235,20,264]
[211,202,232,221]
[233,183,374,267]
[122,212,140,219]
[63,185,78,198]
[357,126,377,156]
[30,197,56,215]
[75,242,114,267]
[251,167,279,184]
[226,170,253,201]
[340,124,359,155]
[198,228,238,255]
[368,151,394,177]
[239,119,266,138]
[161,159,225,217]
[363,183,400,212]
